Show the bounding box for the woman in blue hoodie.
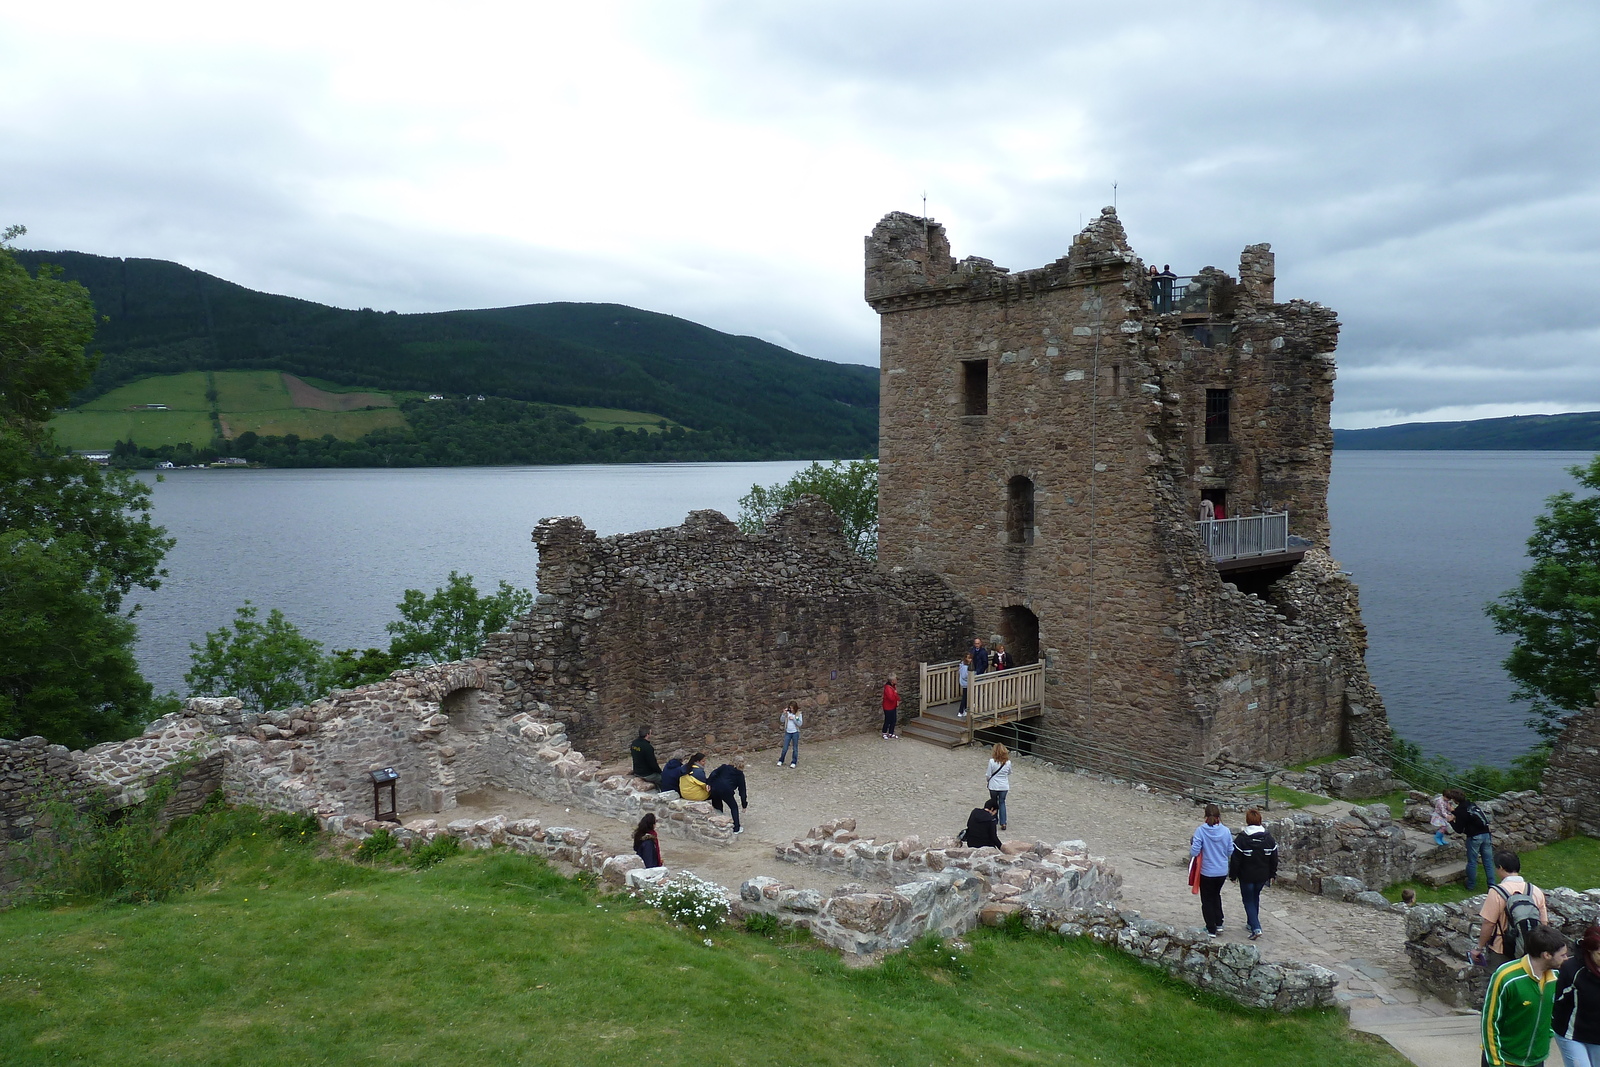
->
[1190,803,1235,937]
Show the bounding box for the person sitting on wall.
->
[660,756,687,796]
[964,797,1002,850]
[708,759,749,834]
[677,753,711,801]
[633,813,663,869]
[630,726,662,786]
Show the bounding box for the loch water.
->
[130,451,1595,766]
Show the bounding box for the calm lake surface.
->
[131,452,1595,766]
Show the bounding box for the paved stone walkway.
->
[422,732,1470,1064]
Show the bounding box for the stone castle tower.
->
[866,206,1389,769]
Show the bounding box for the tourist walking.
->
[677,753,711,801]
[1474,851,1551,970]
[1227,807,1279,940]
[708,759,748,834]
[957,653,972,717]
[964,797,1002,850]
[1553,924,1600,1067]
[630,726,662,786]
[632,813,663,868]
[1189,803,1234,937]
[1449,788,1496,891]
[969,637,990,675]
[1482,924,1570,1067]
[778,702,802,767]
[882,673,900,739]
[986,743,1012,830]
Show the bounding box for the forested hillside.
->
[1334,411,1600,450]
[16,250,878,458]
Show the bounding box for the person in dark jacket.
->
[1553,923,1600,1067]
[1447,787,1495,891]
[708,759,749,834]
[633,813,663,869]
[1228,807,1280,940]
[630,727,661,786]
[659,757,686,796]
[965,798,1002,850]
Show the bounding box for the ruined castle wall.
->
[868,208,1387,768]
[1544,699,1600,837]
[482,500,971,762]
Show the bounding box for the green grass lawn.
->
[213,369,295,411]
[0,829,1406,1067]
[1382,834,1600,904]
[75,370,213,411]
[567,406,686,433]
[225,406,408,440]
[49,409,217,450]
[1251,782,1334,810]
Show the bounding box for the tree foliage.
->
[385,571,534,665]
[0,230,173,746]
[185,603,334,715]
[737,459,879,559]
[1485,454,1600,739]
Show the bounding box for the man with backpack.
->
[1474,851,1550,970]
[1447,788,1496,891]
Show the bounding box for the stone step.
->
[1417,861,1467,888]
[901,716,967,749]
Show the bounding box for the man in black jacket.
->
[1228,807,1279,940]
[1446,788,1495,891]
[965,798,1002,850]
[708,760,749,834]
[630,727,662,786]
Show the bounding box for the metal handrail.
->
[1196,512,1290,562]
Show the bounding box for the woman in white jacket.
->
[987,743,1013,830]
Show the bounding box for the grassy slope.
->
[0,838,1404,1067]
[48,371,677,449]
[14,250,878,458]
[1382,835,1600,904]
[1334,411,1600,450]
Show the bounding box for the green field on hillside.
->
[49,372,683,451]
[0,820,1403,1067]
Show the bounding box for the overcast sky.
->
[4,1,1597,427]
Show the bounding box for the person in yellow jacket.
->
[1483,923,1570,1067]
[677,753,711,801]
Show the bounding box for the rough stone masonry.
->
[866,206,1390,773]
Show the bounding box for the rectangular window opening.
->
[962,359,989,416]
[1205,388,1231,444]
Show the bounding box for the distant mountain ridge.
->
[1334,411,1600,450]
[16,249,878,458]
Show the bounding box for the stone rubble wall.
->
[1264,804,1417,895]
[1022,902,1339,1012]
[775,818,1123,913]
[735,869,990,955]
[1405,887,1600,1008]
[481,498,971,765]
[1545,700,1600,838]
[0,736,99,898]
[1274,755,1403,800]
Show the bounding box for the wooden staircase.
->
[900,703,970,749]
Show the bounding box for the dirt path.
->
[415,733,1454,1027]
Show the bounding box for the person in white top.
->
[777,701,803,768]
[987,743,1013,830]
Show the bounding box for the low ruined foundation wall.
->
[1405,887,1600,1008]
[1036,903,1339,1012]
[1544,701,1600,838]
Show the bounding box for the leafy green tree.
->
[325,646,403,689]
[185,603,333,714]
[1486,454,1600,739]
[385,571,534,664]
[736,459,879,559]
[0,229,173,746]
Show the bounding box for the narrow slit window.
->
[962,360,989,416]
[1006,476,1035,545]
[1205,388,1231,444]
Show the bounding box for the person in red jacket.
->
[882,673,900,739]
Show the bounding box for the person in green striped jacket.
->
[1483,924,1572,1067]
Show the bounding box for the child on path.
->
[632,813,663,869]
[778,702,802,767]
[957,654,972,717]
[1431,792,1455,847]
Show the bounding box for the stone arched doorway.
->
[999,605,1039,666]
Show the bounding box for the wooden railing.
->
[968,664,1042,731]
[918,660,1043,742]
